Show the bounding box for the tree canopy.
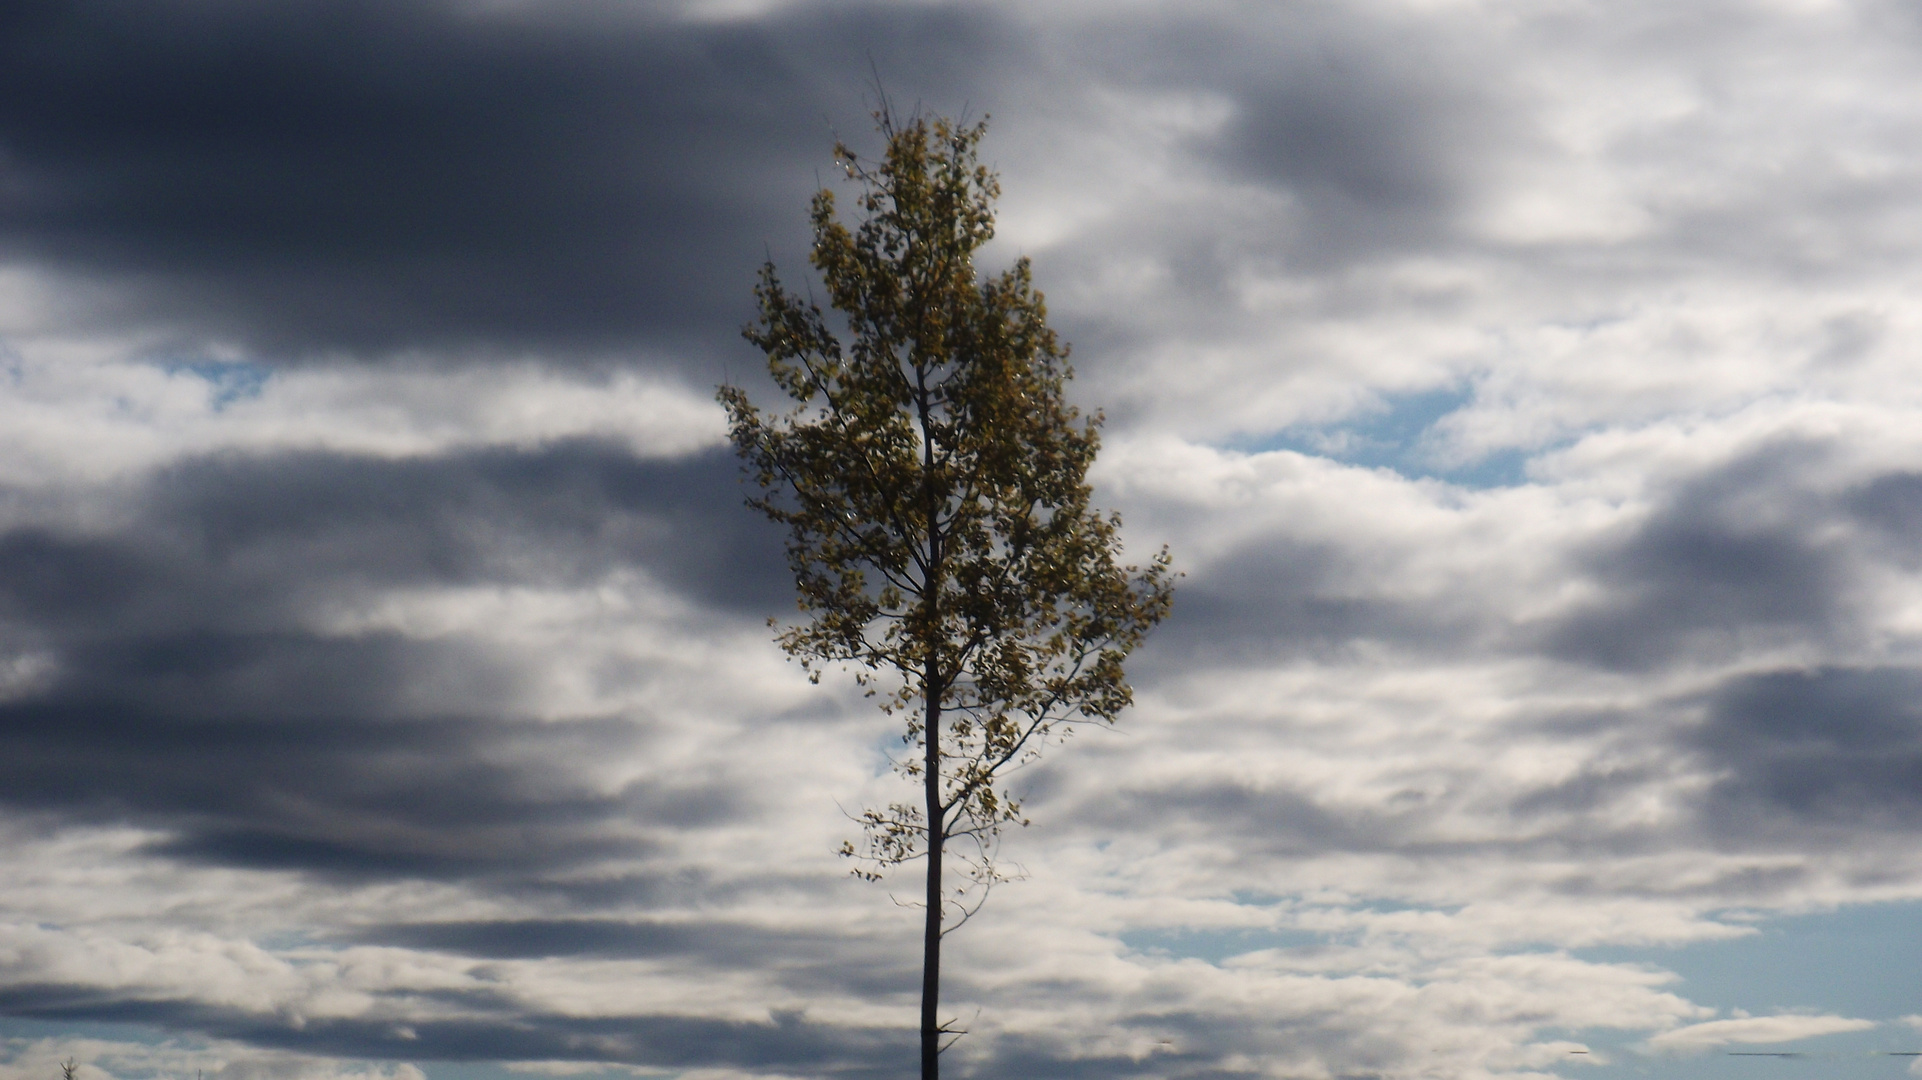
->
[719,110,1173,1080]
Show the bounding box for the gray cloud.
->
[355,918,920,999]
[6,0,1922,1075]
[0,0,1021,362]
[0,440,790,885]
[361,917,821,962]
[0,984,912,1077]
[1844,470,1922,566]
[1135,539,1393,666]
[1693,665,1922,838]
[1202,14,1502,265]
[1140,533,1490,670]
[0,668,695,882]
[0,441,789,633]
[1543,442,1856,670]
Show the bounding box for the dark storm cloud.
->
[0,441,786,883]
[1504,660,1922,860]
[1138,534,1483,670]
[1693,666,1922,837]
[1142,539,1382,662]
[0,982,912,1076]
[0,441,788,633]
[1844,470,1922,566]
[1090,778,1407,855]
[0,0,1019,360]
[138,440,794,613]
[1048,769,1534,863]
[1090,3,1499,223]
[362,916,814,962]
[355,917,920,996]
[1543,442,1855,670]
[0,0,1521,380]
[1204,14,1496,261]
[0,656,702,881]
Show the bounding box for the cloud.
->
[0,439,800,886]
[9,0,1922,1076]
[0,0,1022,362]
[0,1035,429,1080]
[1541,438,1860,671]
[0,687,686,881]
[1,441,789,629]
[1645,1014,1876,1054]
[0,985,912,1078]
[1692,666,1922,836]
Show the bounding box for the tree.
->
[719,110,1173,1080]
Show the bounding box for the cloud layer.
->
[6,0,1922,1078]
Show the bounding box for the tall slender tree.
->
[720,111,1173,1080]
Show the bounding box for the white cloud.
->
[0,335,723,490]
[1645,1014,1877,1054]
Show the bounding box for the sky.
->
[4,0,1922,1078]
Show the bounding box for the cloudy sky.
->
[5,1,1922,1078]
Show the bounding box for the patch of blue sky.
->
[152,357,272,410]
[1575,901,1922,1026]
[1542,1026,1918,1080]
[861,727,914,779]
[1539,902,1922,1080]
[1128,899,1922,1079]
[1232,384,1532,489]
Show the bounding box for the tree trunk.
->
[921,687,942,1080]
